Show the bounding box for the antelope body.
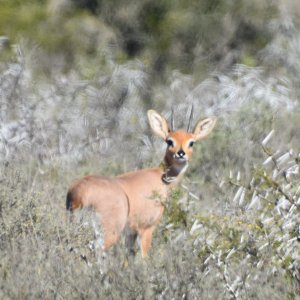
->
[66,110,216,257]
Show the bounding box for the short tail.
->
[66,191,73,212]
[66,191,75,223]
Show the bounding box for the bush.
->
[0,1,300,298]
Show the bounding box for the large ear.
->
[193,117,217,141]
[147,110,169,140]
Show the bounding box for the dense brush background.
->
[1,0,300,298]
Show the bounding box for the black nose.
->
[177,150,185,157]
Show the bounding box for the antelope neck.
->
[160,159,189,184]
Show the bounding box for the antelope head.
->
[147,109,217,179]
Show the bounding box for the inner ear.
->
[147,110,169,140]
[193,117,217,140]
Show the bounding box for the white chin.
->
[176,157,187,163]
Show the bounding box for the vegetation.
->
[0,0,300,298]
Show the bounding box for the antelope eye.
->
[166,139,174,147]
[189,141,195,147]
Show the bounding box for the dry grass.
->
[1,4,300,299]
[0,147,299,299]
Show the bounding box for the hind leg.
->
[90,214,124,271]
[95,212,127,252]
[103,230,122,250]
[125,227,138,256]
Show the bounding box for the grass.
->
[0,143,299,298]
[1,2,300,298]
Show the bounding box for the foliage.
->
[0,0,278,76]
[1,0,300,298]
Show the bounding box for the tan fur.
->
[66,110,216,257]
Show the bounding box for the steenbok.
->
[66,109,216,257]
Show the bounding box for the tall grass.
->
[1,3,300,299]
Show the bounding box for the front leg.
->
[139,226,155,258]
